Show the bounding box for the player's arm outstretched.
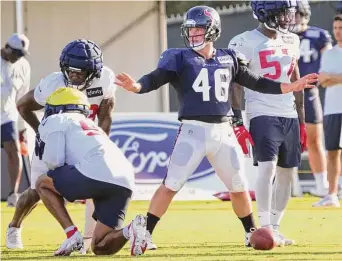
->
[115,69,175,94]
[115,50,178,94]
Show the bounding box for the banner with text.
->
[109,113,258,201]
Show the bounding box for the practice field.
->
[1,198,342,261]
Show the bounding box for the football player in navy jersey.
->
[337,1,342,14]
[115,5,317,253]
[295,0,333,198]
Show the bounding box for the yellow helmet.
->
[45,87,90,117]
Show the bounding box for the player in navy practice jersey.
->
[115,5,317,254]
[294,0,332,199]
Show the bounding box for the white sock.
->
[270,167,293,228]
[84,199,96,239]
[258,212,271,227]
[123,224,130,240]
[256,161,277,227]
[314,171,328,191]
[270,210,284,230]
[327,193,338,199]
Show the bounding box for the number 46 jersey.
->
[229,29,300,119]
[157,48,240,119]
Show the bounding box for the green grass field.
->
[1,198,342,261]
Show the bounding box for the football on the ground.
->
[250,227,276,250]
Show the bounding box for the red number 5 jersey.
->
[228,29,300,119]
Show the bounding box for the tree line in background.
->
[165,1,250,17]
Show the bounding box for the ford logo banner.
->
[109,114,215,184]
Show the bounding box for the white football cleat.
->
[312,195,340,208]
[54,231,84,256]
[146,231,157,250]
[129,214,147,256]
[309,188,328,198]
[245,228,256,247]
[6,226,23,249]
[7,193,19,207]
[245,232,252,247]
[273,229,295,246]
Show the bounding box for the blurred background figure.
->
[336,1,342,14]
[313,14,342,207]
[1,33,31,207]
[295,0,332,198]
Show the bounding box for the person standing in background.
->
[294,0,332,199]
[1,33,31,207]
[314,14,342,207]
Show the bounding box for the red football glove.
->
[233,125,255,155]
[300,123,307,152]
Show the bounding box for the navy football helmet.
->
[181,6,221,50]
[251,0,297,33]
[59,39,103,90]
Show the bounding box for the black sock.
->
[146,212,160,234]
[239,213,256,233]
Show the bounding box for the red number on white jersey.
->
[258,49,296,80]
[88,104,99,121]
[259,50,281,80]
[80,120,104,136]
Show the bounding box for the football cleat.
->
[146,231,157,250]
[312,194,340,208]
[54,231,84,256]
[273,229,294,246]
[245,228,256,247]
[129,214,147,256]
[6,226,23,249]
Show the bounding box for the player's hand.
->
[115,73,141,93]
[299,123,307,152]
[19,129,28,156]
[281,73,318,93]
[19,129,26,143]
[233,125,255,155]
[34,133,45,160]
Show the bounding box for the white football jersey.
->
[38,113,135,190]
[1,57,30,125]
[321,45,342,115]
[34,66,116,121]
[229,29,300,119]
